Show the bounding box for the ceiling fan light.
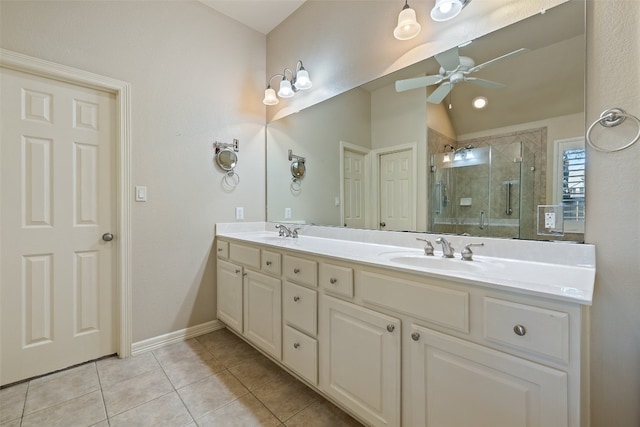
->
[431,0,463,21]
[263,87,279,105]
[394,6,421,40]
[278,78,295,98]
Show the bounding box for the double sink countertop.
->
[215,222,595,305]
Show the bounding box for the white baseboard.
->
[131,320,225,356]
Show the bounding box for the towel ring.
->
[222,170,240,189]
[586,108,640,153]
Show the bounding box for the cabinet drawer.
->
[319,263,353,298]
[283,325,318,385]
[283,281,317,336]
[229,243,261,269]
[216,240,229,259]
[261,250,282,276]
[484,297,569,363]
[360,270,469,333]
[283,255,317,287]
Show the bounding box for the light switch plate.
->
[135,186,147,202]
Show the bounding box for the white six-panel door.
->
[379,149,414,231]
[1,67,116,385]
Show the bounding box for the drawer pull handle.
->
[411,332,420,341]
[293,296,300,302]
[329,278,338,284]
[294,268,301,274]
[386,324,395,333]
[235,269,241,274]
[217,248,223,252]
[293,342,300,349]
[513,324,527,336]
[266,260,272,266]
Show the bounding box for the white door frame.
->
[339,141,371,228]
[371,142,418,230]
[1,49,132,358]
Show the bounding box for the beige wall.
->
[0,1,266,342]
[586,2,640,426]
[268,0,640,425]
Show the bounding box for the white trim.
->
[131,320,226,355]
[371,142,418,231]
[552,136,585,234]
[0,49,133,358]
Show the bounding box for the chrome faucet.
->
[416,238,434,256]
[275,224,300,238]
[276,224,292,237]
[435,237,455,258]
[461,243,484,261]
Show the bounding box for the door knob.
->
[102,233,114,242]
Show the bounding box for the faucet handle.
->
[461,243,484,261]
[292,227,301,238]
[416,238,434,256]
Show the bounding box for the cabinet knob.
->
[266,260,272,266]
[329,278,338,284]
[513,324,527,336]
[235,269,241,274]
[411,332,420,341]
[293,342,300,349]
[293,296,300,302]
[386,324,395,333]
[217,247,223,252]
[294,268,301,274]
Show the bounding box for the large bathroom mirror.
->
[267,1,585,242]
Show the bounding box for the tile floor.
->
[0,328,364,427]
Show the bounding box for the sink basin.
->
[388,254,483,272]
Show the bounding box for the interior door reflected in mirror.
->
[266,1,585,242]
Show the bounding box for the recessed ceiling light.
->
[472,96,488,109]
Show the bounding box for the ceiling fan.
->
[395,46,530,104]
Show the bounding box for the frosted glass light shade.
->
[431,0,463,21]
[263,87,278,105]
[278,79,295,98]
[394,7,421,40]
[295,69,312,90]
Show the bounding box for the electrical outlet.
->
[545,212,555,228]
[235,207,244,220]
[285,208,292,219]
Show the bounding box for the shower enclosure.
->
[429,142,525,238]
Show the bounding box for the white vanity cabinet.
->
[216,240,283,360]
[215,235,588,427]
[409,325,568,427]
[320,295,401,427]
[216,259,243,334]
[244,270,282,359]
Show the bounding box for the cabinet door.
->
[244,270,282,359]
[217,259,243,334]
[410,325,568,427]
[320,296,400,427]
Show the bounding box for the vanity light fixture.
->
[394,0,421,40]
[472,96,488,109]
[263,60,312,106]
[430,0,471,21]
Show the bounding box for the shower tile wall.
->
[461,127,547,240]
[428,127,547,239]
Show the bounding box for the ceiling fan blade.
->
[427,82,453,104]
[465,77,506,89]
[395,75,444,92]
[435,46,460,71]
[467,48,530,73]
